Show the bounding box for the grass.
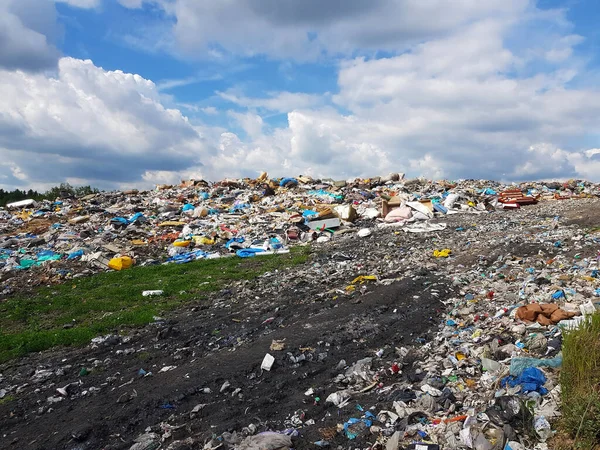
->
[557,313,600,450]
[0,248,310,363]
[0,395,14,405]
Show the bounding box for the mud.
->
[1,273,452,450]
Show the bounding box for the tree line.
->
[0,183,100,207]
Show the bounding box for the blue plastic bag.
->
[225,237,245,250]
[230,203,250,213]
[236,248,265,258]
[166,250,209,264]
[302,209,318,219]
[343,416,373,439]
[279,178,298,187]
[501,367,548,394]
[129,212,145,223]
[269,237,283,249]
[67,249,85,260]
[110,217,129,226]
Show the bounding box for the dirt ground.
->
[2,198,600,450]
[1,276,451,450]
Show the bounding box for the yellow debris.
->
[351,275,377,284]
[193,236,215,245]
[107,256,133,271]
[158,221,187,227]
[433,249,452,258]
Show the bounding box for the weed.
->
[559,313,600,449]
[0,395,14,405]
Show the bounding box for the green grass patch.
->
[0,395,15,405]
[559,313,600,450]
[0,247,310,362]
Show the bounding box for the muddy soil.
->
[1,275,451,450]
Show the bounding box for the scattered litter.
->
[270,340,286,351]
[261,353,275,371]
[142,290,164,297]
[2,175,599,449]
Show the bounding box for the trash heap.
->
[1,175,600,450]
[0,174,597,297]
[207,201,597,450]
[123,198,598,450]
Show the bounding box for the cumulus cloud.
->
[0,58,213,188]
[202,10,600,182]
[0,0,61,72]
[227,111,264,139]
[168,0,531,60]
[518,144,600,182]
[2,0,600,187]
[322,17,600,180]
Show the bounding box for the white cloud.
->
[201,106,218,115]
[585,149,600,158]
[55,0,101,8]
[218,89,324,113]
[200,11,600,182]
[519,144,600,182]
[117,0,143,8]
[544,34,585,63]
[0,0,61,71]
[157,74,222,91]
[210,130,294,179]
[0,57,213,188]
[1,0,600,187]
[167,0,531,60]
[227,111,264,139]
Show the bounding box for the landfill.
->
[1,174,600,449]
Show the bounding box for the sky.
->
[1,0,600,190]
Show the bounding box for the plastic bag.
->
[67,249,84,260]
[236,248,265,258]
[238,432,292,450]
[509,354,562,376]
[501,367,547,394]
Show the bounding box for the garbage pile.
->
[0,174,596,297]
[128,197,598,450]
[1,175,600,450]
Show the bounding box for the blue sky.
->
[1,0,600,189]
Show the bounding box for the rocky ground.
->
[1,198,599,450]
